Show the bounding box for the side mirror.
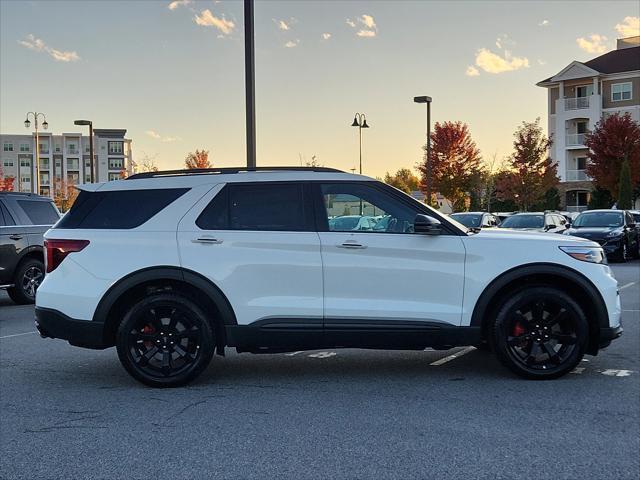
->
[565,222,571,228]
[414,214,441,235]
[544,224,553,231]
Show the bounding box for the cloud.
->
[284,40,299,48]
[146,130,181,143]
[615,16,639,37]
[348,14,377,38]
[576,34,609,54]
[538,19,549,27]
[322,33,332,40]
[276,19,289,31]
[168,0,191,10]
[18,34,80,62]
[465,66,480,77]
[194,9,235,35]
[474,48,529,74]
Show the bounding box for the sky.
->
[1,0,639,178]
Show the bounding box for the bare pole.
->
[89,122,94,182]
[244,0,256,168]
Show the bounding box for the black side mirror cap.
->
[414,214,441,235]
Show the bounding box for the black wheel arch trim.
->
[471,262,610,331]
[93,266,238,344]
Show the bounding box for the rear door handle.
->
[192,236,223,245]
[9,235,23,241]
[337,241,367,249]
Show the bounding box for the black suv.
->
[0,192,60,304]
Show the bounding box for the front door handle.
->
[337,240,367,249]
[192,236,223,245]
[9,235,23,241]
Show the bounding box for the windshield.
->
[450,213,482,228]
[573,212,624,228]
[500,215,544,229]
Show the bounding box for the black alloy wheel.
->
[8,258,45,304]
[492,287,588,379]
[116,293,215,387]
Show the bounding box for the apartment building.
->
[537,36,640,212]
[1,129,133,197]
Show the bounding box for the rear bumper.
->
[35,307,107,349]
[599,325,623,349]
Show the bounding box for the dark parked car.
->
[0,192,60,304]
[450,212,500,229]
[498,212,569,234]
[563,209,639,262]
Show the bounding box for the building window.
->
[611,82,632,101]
[40,158,50,170]
[67,172,80,185]
[20,159,31,167]
[108,158,124,170]
[67,143,78,154]
[40,172,50,186]
[576,121,588,134]
[3,160,14,168]
[108,172,122,181]
[85,173,92,183]
[19,143,30,152]
[4,143,14,152]
[39,143,49,154]
[54,144,61,152]
[108,141,123,154]
[67,158,79,170]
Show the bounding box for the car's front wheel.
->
[491,287,588,379]
[116,293,215,388]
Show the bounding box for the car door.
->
[315,182,466,330]
[0,202,28,286]
[177,182,324,337]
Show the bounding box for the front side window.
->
[611,82,632,101]
[196,183,310,231]
[322,183,418,234]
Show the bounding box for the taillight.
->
[45,239,90,273]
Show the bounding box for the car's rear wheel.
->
[8,258,45,305]
[116,293,215,388]
[491,287,588,379]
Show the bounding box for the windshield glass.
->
[573,212,624,228]
[500,215,544,229]
[450,213,482,228]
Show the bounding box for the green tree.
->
[588,187,613,209]
[618,159,632,209]
[383,168,420,194]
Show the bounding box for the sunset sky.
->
[1,1,639,177]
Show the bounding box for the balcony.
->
[566,133,587,147]
[67,149,79,155]
[564,97,590,110]
[566,169,589,181]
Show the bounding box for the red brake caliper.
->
[143,325,155,348]
[513,322,525,337]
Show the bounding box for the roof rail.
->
[126,166,344,180]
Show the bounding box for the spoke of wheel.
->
[550,333,577,345]
[507,335,526,347]
[161,351,173,376]
[131,332,156,341]
[543,309,567,328]
[540,342,561,364]
[514,311,531,328]
[174,344,196,362]
[525,343,541,365]
[136,346,158,366]
[176,327,199,340]
[532,301,545,323]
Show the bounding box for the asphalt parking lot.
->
[1,263,638,480]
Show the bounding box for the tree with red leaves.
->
[0,165,15,192]
[417,121,483,212]
[585,113,640,201]
[496,118,558,211]
[185,149,212,169]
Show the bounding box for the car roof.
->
[451,212,485,215]
[0,192,54,201]
[80,167,371,192]
[577,209,623,213]
[511,212,544,216]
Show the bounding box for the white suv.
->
[35,167,622,387]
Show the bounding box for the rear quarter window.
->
[56,188,189,229]
[16,200,59,225]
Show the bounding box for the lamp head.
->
[24,119,31,128]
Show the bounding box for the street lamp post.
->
[244,0,256,169]
[24,112,48,194]
[414,96,432,205]
[350,113,369,174]
[74,120,94,183]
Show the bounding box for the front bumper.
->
[35,307,107,350]
[599,325,623,349]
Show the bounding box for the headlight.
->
[559,246,607,264]
[606,229,623,238]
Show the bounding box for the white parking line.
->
[600,369,633,377]
[619,282,636,291]
[0,331,37,339]
[430,346,476,366]
[570,367,585,374]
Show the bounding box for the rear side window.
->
[196,183,311,231]
[16,200,59,225]
[56,188,188,229]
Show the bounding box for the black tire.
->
[491,287,588,380]
[116,293,216,388]
[8,258,45,305]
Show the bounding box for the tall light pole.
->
[351,113,369,174]
[244,0,256,168]
[24,112,48,194]
[74,120,94,183]
[414,96,432,205]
